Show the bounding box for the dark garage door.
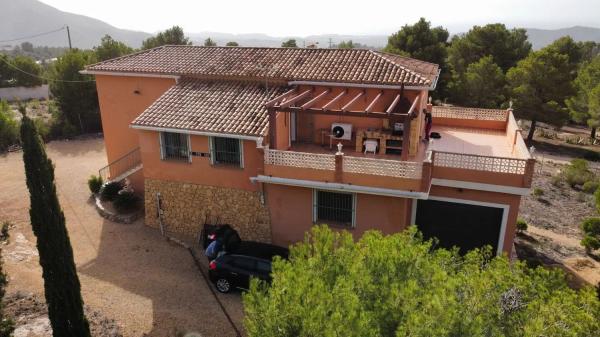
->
[415,199,503,254]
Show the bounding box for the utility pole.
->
[328,38,332,48]
[66,25,72,50]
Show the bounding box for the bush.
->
[112,191,140,213]
[583,180,599,194]
[563,159,594,187]
[516,218,528,233]
[532,187,544,197]
[550,174,562,187]
[87,175,103,195]
[99,180,122,201]
[0,221,9,242]
[581,217,600,254]
[595,188,600,214]
[33,117,52,141]
[0,100,19,152]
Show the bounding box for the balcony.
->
[257,82,533,194]
[263,145,427,194]
[257,103,534,195]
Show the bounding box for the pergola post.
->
[402,116,411,160]
[268,107,277,149]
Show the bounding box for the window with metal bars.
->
[160,132,190,162]
[314,190,355,227]
[211,137,242,167]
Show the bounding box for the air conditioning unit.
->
[331,123,352,140]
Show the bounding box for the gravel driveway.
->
[0,137,243,337]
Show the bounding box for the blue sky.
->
[41,0,600,35]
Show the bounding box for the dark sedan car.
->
[208,241,288,293]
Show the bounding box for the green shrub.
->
[595,189,600,214]
[516,218,528,233]
[583,180,599,194]
[113,191,140,213]
[87,175,103,195]
[33,117,52,141]
[0,221,9,241]
[532,187,544,197]
[99,181,122,201]
[581,217,600,254]
[564,159,594,187]
[0,100,19,152]
[550,174,562,187]
[29,99,40,109]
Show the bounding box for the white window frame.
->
[158,131,191,163]
[312,189,357,228]
[209,136,244,168]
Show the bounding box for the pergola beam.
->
[279,89,312,108]
[265,88,296,107]
[276,106,408,120]
[365,91,383,113]
[301,89,330,109]
[386,94,401,115]
[341,91,365,111]
[321,90,347,110]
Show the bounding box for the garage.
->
[415,199,505,254]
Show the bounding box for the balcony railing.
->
[432,106,508,121]
[433,151,528,174]
[343,156,422,179]
[264,148,423,179]
[264,149,336,170]
[263,146,535,190]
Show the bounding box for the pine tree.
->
[20,109,91,337]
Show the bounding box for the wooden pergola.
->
[265,85,422,159]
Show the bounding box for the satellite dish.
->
[332,126,345,138]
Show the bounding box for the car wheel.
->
[215,278,231,293]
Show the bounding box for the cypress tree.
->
[20,109,91,337]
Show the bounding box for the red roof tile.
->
[132,78,287,137]
[86,46,439,87]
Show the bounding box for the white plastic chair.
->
[363,139,378,154]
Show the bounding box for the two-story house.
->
[83,46,534,255]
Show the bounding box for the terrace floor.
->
[287,125,518,162]
[428,126,515,158]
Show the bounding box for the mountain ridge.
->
[2,0,599,50]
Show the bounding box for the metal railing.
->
[99,147,142,181]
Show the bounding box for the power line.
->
[0,26,67,44]
[0,57,96,83]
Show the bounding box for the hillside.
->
[526,26,600,49]
[2,0,599,51]
[188,32,388,48]
[0,0,150,49]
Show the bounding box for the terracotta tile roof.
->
[131,78,287,137]
[85,46,439,87]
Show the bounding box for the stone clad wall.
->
[144,178,271,242]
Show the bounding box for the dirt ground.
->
[518,158,600,286]
[0,137,244,337]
